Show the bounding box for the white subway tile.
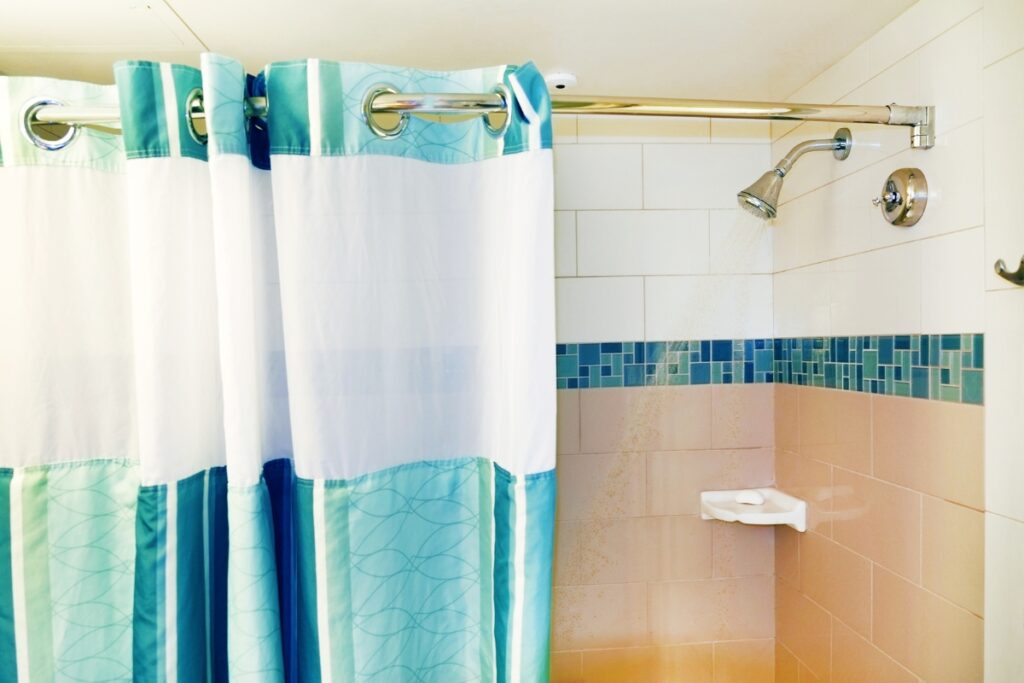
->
[787,42,872,108]
[829,242,922,336]
[919,228,985,333]
[985,513,1024,681]
[710,119,771,144]
[984,0,1024,66]
[984,288,1024,520]
[643,143,770,209]
[553,144,643,210]
[554,211,577,277]
[774,263,831,338]
[709,209,772,274]
[577,115,709,143]
[917,12,982,135]
[866,0,981,76]
[645,274,773,340]
[556,277,644,343]
[576,210,709,276]
[984,49,1024,291]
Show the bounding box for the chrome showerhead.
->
[736,127,852,221]
[737,169,784,220]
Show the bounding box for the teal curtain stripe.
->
[492,466,515,683]
[170,64,209,162]
[201,54,250,157]
[176,471,210,682]
[476,460,496,680]
[226,482,285,681]
[265,61,311,156]
[521,470,556,682]
[293,482,321,683]
[322,478,354,683]
[134,483,166,683]
[114,61,170,160]
[502,62,553,155]
[323,457,493,681]
[46,462,136,681]
[0,470,15,683]
[0,457,553,681]
[21,468,55,682]
[317,60,346,156]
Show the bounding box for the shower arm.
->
[773,137,848,176]
[27,92,936,149]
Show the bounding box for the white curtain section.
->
[0,165,136,467]
[0,57,556,682]
[271,154,554,480]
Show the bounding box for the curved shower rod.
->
[29,90,936,149]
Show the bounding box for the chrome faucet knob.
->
[872,191,900,207]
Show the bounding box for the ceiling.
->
[0,0,917,101]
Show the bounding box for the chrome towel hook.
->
[994,257,1024,286]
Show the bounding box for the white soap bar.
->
[735,490,765,505]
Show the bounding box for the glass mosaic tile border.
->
[556,333,984,405]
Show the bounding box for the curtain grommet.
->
[362,84,409,140]
[20,97,80,151]
[184,88,208,145]
[482,85,512,138]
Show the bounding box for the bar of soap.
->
[735,490,765,505]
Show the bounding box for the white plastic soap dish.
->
[700,488,807,532]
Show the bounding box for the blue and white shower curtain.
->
[0,54,555,681]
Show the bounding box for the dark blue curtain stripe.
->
[247,73,271,170]
[0,470,16,682]
[264,458,298,683]
[207,468,230,683]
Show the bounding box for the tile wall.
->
[549,0,1020,679]
[768,0,1012,680]
[550,115,779,682]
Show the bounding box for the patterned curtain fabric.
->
[0,54,555,682]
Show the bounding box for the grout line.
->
[772,222,985,276]
[572,210,579,277]
[983,43,1024,71]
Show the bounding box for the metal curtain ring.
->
[362,84,409,139]
[482,85,512,138]
[184,88,208,145]
[20,97,80,151]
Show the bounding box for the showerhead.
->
[737,127,852,221]
[738,169,784,220]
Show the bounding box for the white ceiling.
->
[0,0,917,100]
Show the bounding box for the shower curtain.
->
[0,54,555,682]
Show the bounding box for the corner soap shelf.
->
[700,488,807,532]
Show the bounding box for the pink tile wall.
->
[774,384,984,683]
[551,385,776,683]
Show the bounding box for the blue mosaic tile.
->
[555,334,984,404]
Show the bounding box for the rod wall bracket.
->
[888,104,935,149]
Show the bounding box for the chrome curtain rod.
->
[31,91,936,149]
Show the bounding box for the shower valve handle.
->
[872,190,901,207]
